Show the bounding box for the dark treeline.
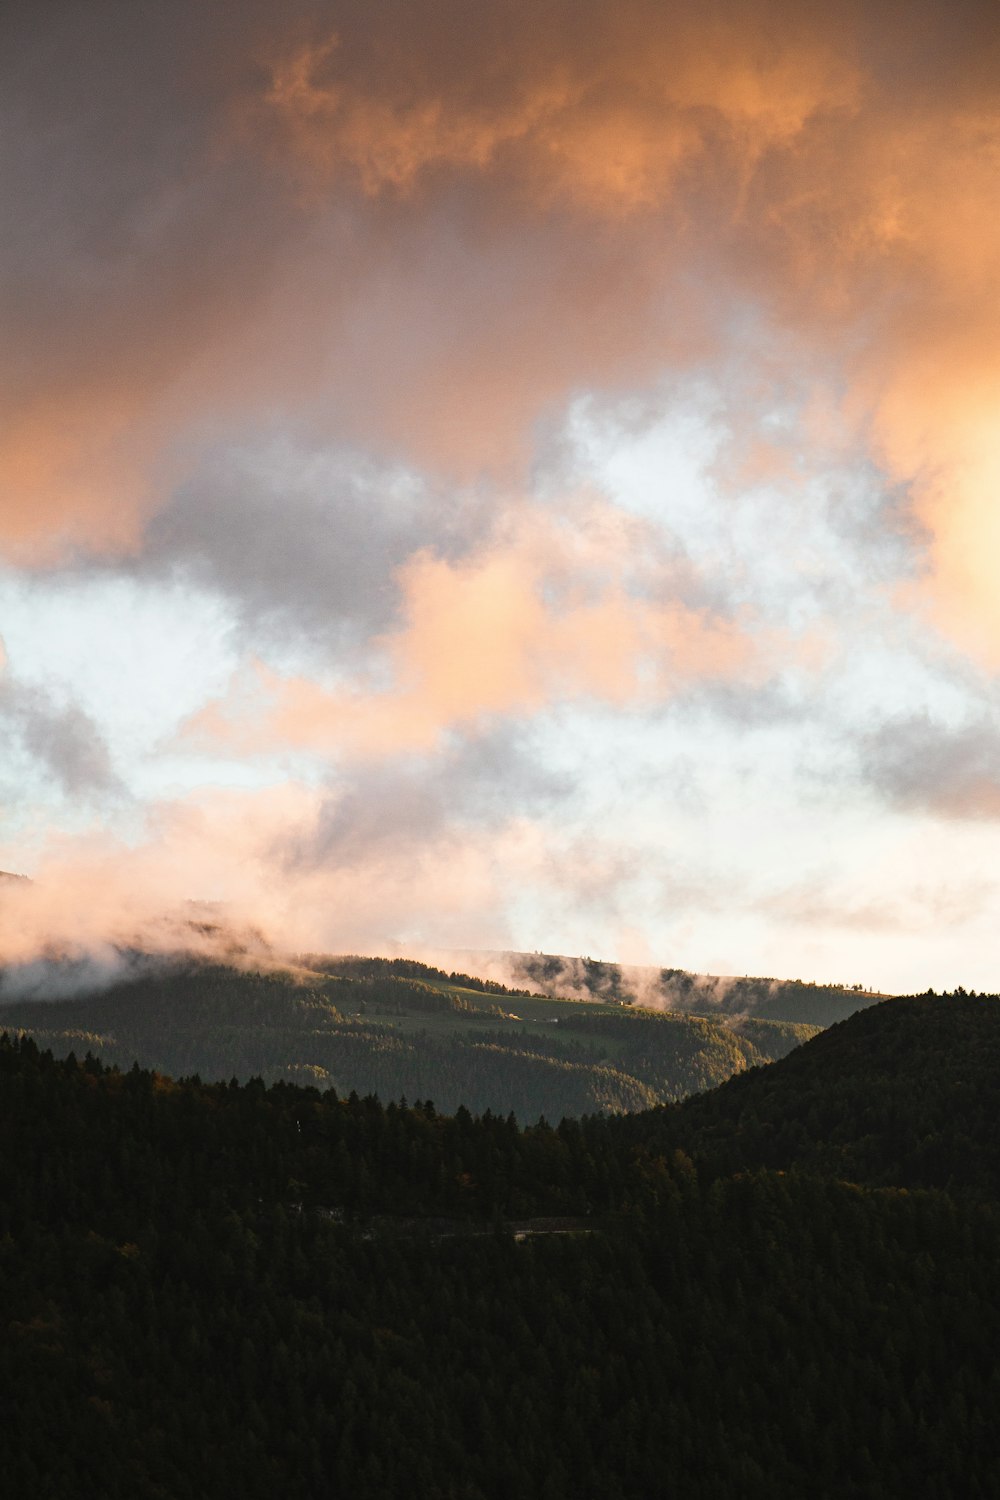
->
[5,994,1000,1496]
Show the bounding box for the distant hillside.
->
[0,955,817,1121]
[467,949,887,1027]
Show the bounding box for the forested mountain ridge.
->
[0,956,817,1122]
[612,991,1000,1196]
[466,949,888,1026]
[5,999,1000,1498]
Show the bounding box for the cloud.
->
[287,727,568,869]
[185,502,760,757]
[0,2,281,558]
[754,865,1000,939]
[5,0,995,651]
[0,642,121,799]
[861,713,1000,819]
[255,3,858,209]
[137,441,468,649]
[0,775,595,977]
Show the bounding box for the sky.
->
[3,0,1000,993]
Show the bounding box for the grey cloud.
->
[861,714,1000,819]
[138,447,436,647]
[2,3,291,375]
[126,436,508,658]
[0,680,122,797]
[279,726,570,870]
[679,678,807,731]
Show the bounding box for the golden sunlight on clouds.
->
[908,425,1000,666]
[0,392,153,560]
[187,513,756,757]
[849,114,1000,663]
[259,12,858,212]
[0,782,543,962]
[4,0,1000,668]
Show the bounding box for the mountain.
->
[0,954,817,1122]
[463,949,888,1027]
[4,997,1000,1498]
[618,990,1000,1195]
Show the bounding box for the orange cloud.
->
[259,12,859,212]
[187,507,758,756]
[822,113,1000,663]
[0,389,155,562]
[6,0,1000,676]
[0,1,860,555]
[0,782,550,969]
